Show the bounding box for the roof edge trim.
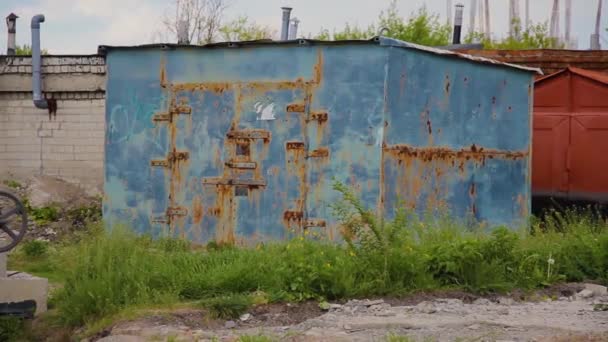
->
[378,37,543,75]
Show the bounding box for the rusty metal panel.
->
[383,47,533,228]
[104,40,534,244]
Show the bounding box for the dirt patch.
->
[245,301,324,327]
[98,285,608,341]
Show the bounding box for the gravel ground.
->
[96,284,608,342]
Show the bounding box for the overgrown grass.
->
[0,316,25,341]
[8,182,608,332]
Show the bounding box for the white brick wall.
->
[0,55,106,191]
[0,97,105,190]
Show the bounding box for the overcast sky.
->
[0,0,606,54]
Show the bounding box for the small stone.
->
[558,297,569,301]
[239,313,251,322]
[473,298,491,305]
[498,297,514,306]
[329,304,343,311]
[343,324,352,330]
[497,307,509,315]
[224,321,237,329]
[468,324,480,330]
[363,299,384,306]
[415,301,437,314]
[577,289,595,299]
[585,284,608,297]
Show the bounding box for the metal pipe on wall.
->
[31,14,47,109]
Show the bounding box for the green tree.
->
[219,16,275,41]
[15,44,49,55]
[376,3,451,46]
[313,1,451,47]
[465,20,563,49]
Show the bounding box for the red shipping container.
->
[533,67,608,204]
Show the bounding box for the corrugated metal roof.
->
[98,36,541,74]
[536,66,608,85]
[452,49,608,76]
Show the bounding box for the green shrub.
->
[2,179,21,189]
[66,204,102,225]
[22,240,49,258]
[22,199,60,225]
[200,294,253,319]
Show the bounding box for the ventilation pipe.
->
[6,13,18,55]
[288,18,299,40]
[280,7,292,40]
[452,3,464,45]
[31,14,47,109]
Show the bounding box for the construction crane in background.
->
[550,0,560,40]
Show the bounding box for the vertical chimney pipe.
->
[453,3,464,44]
[280,7,292,40]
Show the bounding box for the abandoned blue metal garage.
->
[100,37,538,244]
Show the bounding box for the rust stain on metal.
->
[469,182,477,217]
[286,103,306,112]
[308,111,328,123]
[286,141,305,150]
[192,196,203,224]
[307,147,329,158]
[384,143,528,210]
[225,161,257,169]
[304,219,326,228]
[160,57,167,88]
[283,210,304,229]
[384,144,527,163]
[226,129,271,141]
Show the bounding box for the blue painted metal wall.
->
[103,38,534,244]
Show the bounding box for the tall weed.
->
[30,182,607,328]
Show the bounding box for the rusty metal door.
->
[148,55,327,244]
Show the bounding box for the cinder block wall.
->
[0,56,106,192]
